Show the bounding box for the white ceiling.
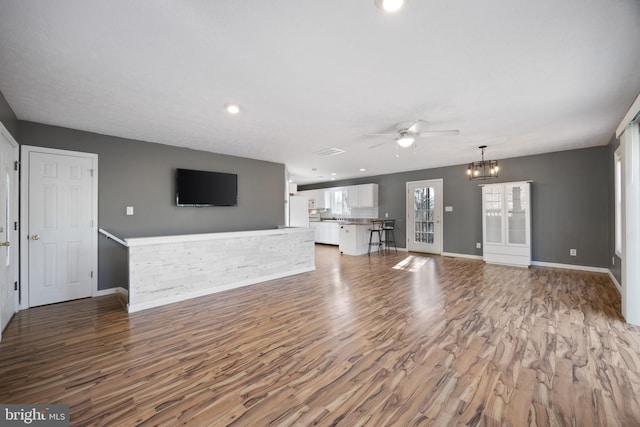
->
[1,1,639,185]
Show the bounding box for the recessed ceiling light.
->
[331,173,337,176]
[225,103,241,114]
[360,168,366,172]
[375,0,406,13]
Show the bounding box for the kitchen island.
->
[124,227,315,312]
[339,222,372,255]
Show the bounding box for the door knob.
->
[31,234,41,240]
[0,241,9,247]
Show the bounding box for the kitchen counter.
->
[317,218,385,225]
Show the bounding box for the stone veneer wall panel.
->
[127,228,315,312]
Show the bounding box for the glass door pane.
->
[507,184,527,245]
[484,186,502,244]
[414,187,435,244]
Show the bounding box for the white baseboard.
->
[442,252,483,260]
[127,266,315,313]
[608,270,622,294]
[531,261,609,273]
[95,287,129,298]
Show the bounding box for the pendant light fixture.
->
[467,145,499,180]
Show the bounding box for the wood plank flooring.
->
[1,246,640,426]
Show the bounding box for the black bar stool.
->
[382,219,397,253]
[368,220,384,255]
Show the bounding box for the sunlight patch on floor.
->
[392,255,429,272]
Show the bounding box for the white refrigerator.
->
[288,196,309,227]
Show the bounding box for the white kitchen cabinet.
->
[344,184,378,208]
[347,186,359,208]
[315,189,330,209]
[357,184,378,207]
[310,221,339,245]
[339,224,371,255]
[482,181,531,267]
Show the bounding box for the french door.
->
[406,179,443,254]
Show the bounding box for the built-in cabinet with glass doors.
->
[482,181,531,266]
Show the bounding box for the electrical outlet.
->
[612,256,615,265]
[126,206,134,216]
[476,242,481,249]
[570,248,576,256]
[385,213,389,218]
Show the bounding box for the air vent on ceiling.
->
[314,148,345,156]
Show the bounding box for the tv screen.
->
[176,168,238,206]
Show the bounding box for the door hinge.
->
[14,161,19,171]
[13,221,17,231]
[90,219,94,228]
[14,281,17,291]
[90,271,94,278]
[90,169,94,177]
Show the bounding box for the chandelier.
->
[467,145,499,180]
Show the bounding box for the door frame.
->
[0,122,19,340]
[406,178,444,254]
[19,145,98,310]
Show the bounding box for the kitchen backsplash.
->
[319,207,379,220]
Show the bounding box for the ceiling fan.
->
[367,120,460,149]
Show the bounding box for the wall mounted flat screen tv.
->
[176,168,238,206]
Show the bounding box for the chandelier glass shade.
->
[467,145,499,180]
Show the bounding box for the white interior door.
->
[0,123,18,340]
[406,179,443,254]
[25,148,97,307]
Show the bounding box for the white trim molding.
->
[95,287,129,298]
[442,252,483,260]
[616,90,640,138]
[531,261,608,273]
[608,270,622,294]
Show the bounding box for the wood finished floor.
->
[1,246,640,426]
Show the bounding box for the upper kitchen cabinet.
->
[346,183,378,208]
[315,189,330,209]
[356,184,378,207]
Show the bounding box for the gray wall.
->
[608,136,622,283]
[18,121,286,290]
[0,89,17,139]
[302,146,609,268]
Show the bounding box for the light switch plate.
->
[126,206,134,216]
[445,206,453,212]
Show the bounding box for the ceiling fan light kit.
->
[375,0,406,13]
[467,145,499,180]
[397,135,415,148]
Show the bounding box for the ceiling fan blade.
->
[365,133,400,137]
[407,120,428,133]
[417,130,460,137]
[368,141,389,149]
